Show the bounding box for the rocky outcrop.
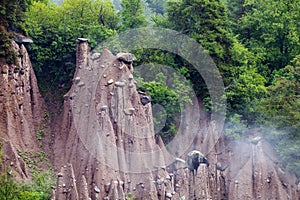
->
[0,41,46,179]
[55,164,79,200]
[53,39,178,199]
[52,39,299,200]
[227,135,299,199]
[2,39,298,199]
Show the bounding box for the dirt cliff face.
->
[0,41,46,179]
[52,39,179,199]
[52,39,300,200]
[226,135,299,199]
[2,39,298,199]
[51,39,226,199]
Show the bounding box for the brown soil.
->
[0,39,299,200]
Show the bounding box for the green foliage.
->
[36,129,44,142]
[22,171,55,199]
[162,0,266,123]
[258,55,300,134]
[275,139,300,178]
[234,0,300,75]
[256,55,300,177]
[17,151,51,175]
[261,127,300,178]
[224,0,300,177]
[226,64,266,121]
[26,0,118,96]
[139,81,181,142]
[0,0,27,34]
[166,0,233,68]
[146,0,166,14]
[0,0,28,65]
[224,113,247,139]
[0,26,17,65]
[126,192,136,200]
[8,0,300,180]
[133,49,193,143]
[223,0,251,23]
[62,0,119,30]
[26,1,73,87]
[18,191,45,200]
[164,0,233,99]
[0,171,54,200]
[34,113,49,147]
[133,50,193,105]
[0,173,19,200]
[120,0,148,30]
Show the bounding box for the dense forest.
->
[0,0,299,198]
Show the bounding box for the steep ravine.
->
[0,39,299,199]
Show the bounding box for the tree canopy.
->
[26,0,118,95]
[229,0,300,77]
[120,0,148,30]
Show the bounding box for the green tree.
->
[62,0,119,30]
[259,55,300,134]
[222,0,250,21]
[165,0,237,103]
[146,0,166,14]
[140,81,180,142]
[26,0,118,97]
[133,54,193,143]
[226,39,267,121]
[164,0,266,122]
[120,0,148,30]
[0,170,54,200]
[0,0,28,65]
[0,0,27,34]
[258,55,300,177]
[236,0,300,76]
[167,0,232,70]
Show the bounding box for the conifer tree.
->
[120,0,148,30]
[167,0,233,68]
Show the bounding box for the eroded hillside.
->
[51,39,300,199]
[0,41,50,180]
[0,39,299,200]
